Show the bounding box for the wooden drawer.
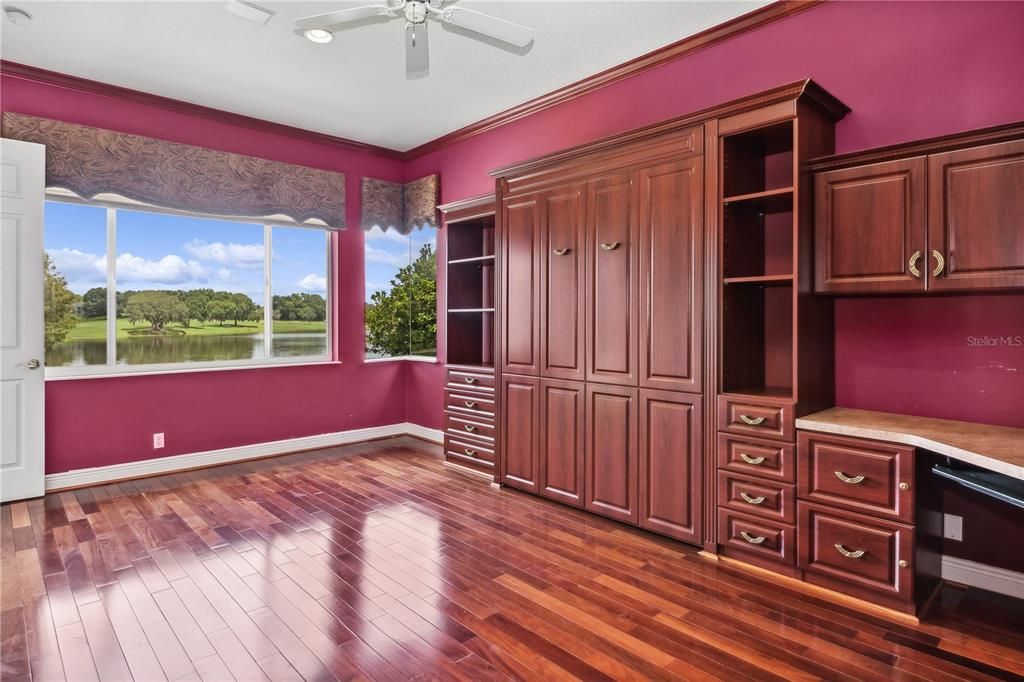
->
[717,433,795,483]
[717,508,796,566]
[445,413,495,444]
[718,395,794,441]
[717,471,795,524]
[798,502,914,609]
[445,436,494,468]
[445,389,496,418]
[798,431,914,523]
[446,368,495,393]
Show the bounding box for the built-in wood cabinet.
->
[501,195,541,376]
[539,185,586,380]
[500,374,539,492]
[585,383,638,524]
[812,127,1024,294]
[539,378,585,507]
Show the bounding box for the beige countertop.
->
[795,407,1024,481]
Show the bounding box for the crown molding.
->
[403,0,828,160]
[438,192,495,214]
[0,60,405,160]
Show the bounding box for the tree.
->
[273,292,326,322]
[208,299,234,326]
[229,293,254,326]
[122,291,188,331]
[80,287,107,319]
[365,243,436,356]
[43,254,78,352]
[182,289,212,327]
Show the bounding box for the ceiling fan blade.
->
[295,5,393,31]
[406,22,430,77]
[440,6,533,47]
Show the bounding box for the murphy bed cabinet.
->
[812,122,1024,294]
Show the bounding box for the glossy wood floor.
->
[2,437,1023,682]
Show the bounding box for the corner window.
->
[43,198,331,377]
[364,226,437,360]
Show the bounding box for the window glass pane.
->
[44,201,108,367]
[115,210,265,365]
[271,226,328,358]
[409,227,438,357]
[364,226,412,359]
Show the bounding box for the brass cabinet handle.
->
[898,559,909,568]
[600,241,621,251]
[740,492,766,505]
[552,248,570,256]
[464,448,477,457]
[740,531,766,545]
[898,481,909,491]
[739,453,766,465]
[908,250,922,278]
[464,401,477,409]
[739,415,765,426]
[463,376,477,384]
[834,471,865,485]
[834,544,866,559]
[464,424,477,433]
[931,250,945,277]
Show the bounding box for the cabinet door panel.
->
[586,174,639,385]
[814,158,927,294]
[541,186,586,380]
[928,139,1024,291]
[585,383,638,523]
[500,375,539,492]
[501,197,541,375]
[639,159,703,392]
[638,389,702,544]
[540,379,585,506]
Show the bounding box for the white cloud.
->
[184,239,264,265]
[47,247,106,280]
[115,252,209,284]
[365,244,408,267]
[365,226,411,245]
[297,273,327,293]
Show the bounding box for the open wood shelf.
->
[722,274,794,285]
[449,308,496,313]
[448,254,496,266]
[722,186,794,213]
[444,198,497,377]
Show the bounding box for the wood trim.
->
[405,0,828,159]
[807,120,1024,172]
[438,192,496,214]
[0,60,404,160]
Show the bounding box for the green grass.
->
[67,318,325,340]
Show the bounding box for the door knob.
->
[18,359,41,370]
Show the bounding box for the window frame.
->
[44,194,334,379]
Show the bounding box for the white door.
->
[1,138,46,502]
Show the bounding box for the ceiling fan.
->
[295,1,535,77]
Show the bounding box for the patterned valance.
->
[1,112,346,229]
[361,174,439,234]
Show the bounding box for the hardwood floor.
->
[2,436,1022,682]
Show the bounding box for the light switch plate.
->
[153,433,165,449]
[943,513,963,541]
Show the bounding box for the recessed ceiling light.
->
[222,0,274,26]
[303,28,334,44]
[4,6,32,26]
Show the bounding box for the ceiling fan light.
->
[303,28,334,43]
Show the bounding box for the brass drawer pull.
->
[739,415,766,426]
[600,241,621,251]
[834,471,865,485]
[740,531,766,545]
[463,376,477,384]
[740,492,766,505]
[932,250,945,277]
[739,453,766,465]
[834,544,866,559]
[464,448,477,457]
[464,424,477,433]
[464,401,478,409]
[552,248,570,256]
[908,250,922,278]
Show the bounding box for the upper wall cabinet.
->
[811,125,1024,294]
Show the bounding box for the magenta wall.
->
[1,73,414,474]
[404,0,1024,430]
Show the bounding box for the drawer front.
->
[445,390,496,418]
[717,508,796,565]
[718,395,794,441]
[445,413,495,444]
[446,368,495,393]
[798,431,914,523]
[798,502,914,607]
[445,436,495,468]
[717,472,795,524]
[717,433,795,483]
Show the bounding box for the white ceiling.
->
[1,1,770,151]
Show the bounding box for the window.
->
[364,226,437,360]
[43,198,331,376]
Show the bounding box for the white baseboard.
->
[45,421,443,491]
[942,555,1024,599]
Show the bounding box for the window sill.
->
[45,359,340,381]
[364,355,439,364]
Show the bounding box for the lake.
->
[47,332,328,367]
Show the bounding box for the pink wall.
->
[404,0,1024,430]
[1,73,414,474]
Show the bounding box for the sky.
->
[364,224,437,304]
[44,200,328,306]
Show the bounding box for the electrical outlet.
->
[943,513,963,541]
[153,433,165,449]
